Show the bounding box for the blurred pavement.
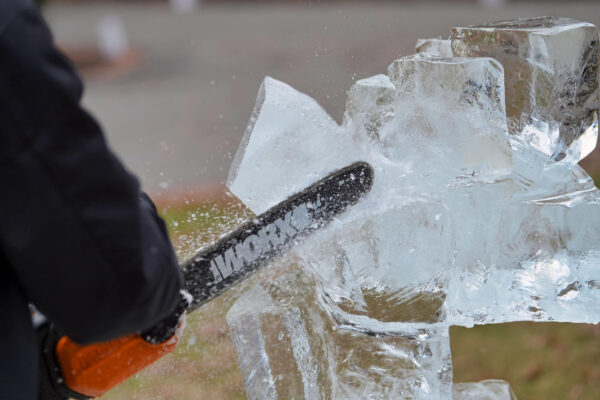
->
[43,2,600,199]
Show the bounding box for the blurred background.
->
[38,0,600,399]
[42,0,600,198]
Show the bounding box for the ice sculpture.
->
[225,17,599,399]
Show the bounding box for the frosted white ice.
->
[227,77,361,215]
[226,16,600,400]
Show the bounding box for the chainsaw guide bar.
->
[182,161,374,311]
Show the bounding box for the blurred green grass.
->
[100,196,599,400]
[451,323,600,400]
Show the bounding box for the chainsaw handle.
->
[39,324,181,400]
[39,293,190,400]
[141,292,190,344]
[58,331,179,398]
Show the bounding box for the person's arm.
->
[0,1,183,344]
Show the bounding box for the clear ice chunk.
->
[226,16,600,400]
[344,74,396,142]
[415,38,453,58]
[302,199,453,326]
[227,77,361,214]
[226,268,455,399]
[453,380,517,400]
[384,54,512,187]
[451,17,600,165]
[226,284,319,400]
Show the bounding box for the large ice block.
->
[226,16,600,400]
[451,17,600,165]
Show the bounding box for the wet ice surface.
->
[452,17,599,166]
[226,17,599,399]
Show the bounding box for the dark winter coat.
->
[0,1,183,399]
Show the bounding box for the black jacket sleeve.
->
[0,1,183,344]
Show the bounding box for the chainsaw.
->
[37,161,374,400]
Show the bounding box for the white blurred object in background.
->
[170,0,199,14]
[96,15,129,61]
[478,0,508,9]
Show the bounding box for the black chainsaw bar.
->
[182,161,374,311]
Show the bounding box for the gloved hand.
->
[141,289,192,344]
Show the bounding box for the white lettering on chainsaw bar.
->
[209,261,223,284]
[209,203,313,282]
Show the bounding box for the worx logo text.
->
[208,202,314,282]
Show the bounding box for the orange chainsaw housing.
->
[55,333,179,398]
